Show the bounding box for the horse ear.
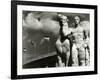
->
[58,14,62,17]
[66,18,69,22]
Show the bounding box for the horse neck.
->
[59,22,68,38]
[62,21,68,28]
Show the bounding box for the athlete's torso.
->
[72,26,84,44]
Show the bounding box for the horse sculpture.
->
[56,14,70,67]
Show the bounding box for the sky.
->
[23,11,89,36]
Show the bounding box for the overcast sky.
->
[22,11,89,36]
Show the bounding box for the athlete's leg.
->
[78,46,86,66]
[85,48,90,66]
[72,44,78,66]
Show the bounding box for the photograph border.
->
[11,0,98,79]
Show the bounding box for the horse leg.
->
[63,39,70,66]
[56,39,64,67]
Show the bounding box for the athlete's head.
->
[74,16,80,25]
